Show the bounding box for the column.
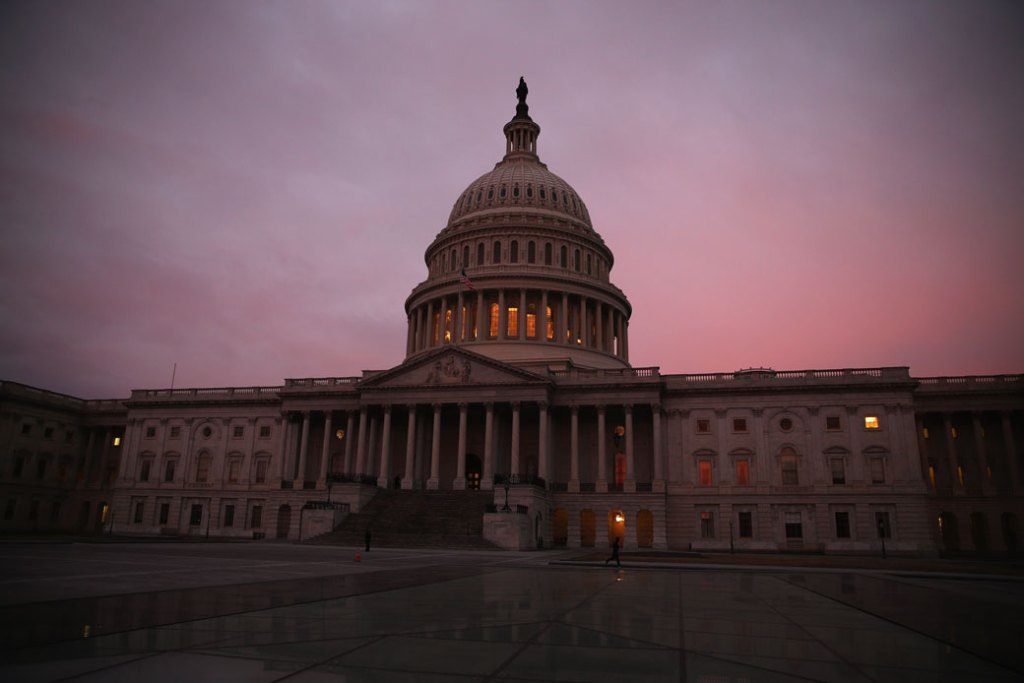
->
[538,402,549,483]
[377,406,392,488]
[652,404,664,491]
[541,290,549,342]
[296,411,310,484]
[847,407,863,484]
[510,402,521,477]
[625,405,636,491]
[403,406,416,489]
[901,405,924,483]
[118,419,135,483]
[971,412,993,493]
[428,404,441,489]
[676,410,690,484]
[595,301,603,351]
[454,291,464,343]
[367,414,378,478]
[406,315,414,356]
[355,408,368,477]
[425,301,434,348]
[343,412,355,474]
[615,314,624,358]
[243,417,256,485]
[417,306,426,351]
[561,292,569,344]
[569,406,580,491]
[319,412,332,483]
[754,409,769,485]
[597,405,608,492]
[483,403,495,490]
[476,290,485,341]
[439,296,448,344]
[278,416,291,482]
[453,403,468,489]
[622,317,629,361]
[518,290,526,340]
[1002,411,1020,494]
[942,412,960,492]
[806,407,824,485]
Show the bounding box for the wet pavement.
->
[1,542,1022,681]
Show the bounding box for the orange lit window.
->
[735,460,749,485]
[864,416,879,430]
[460,306,467,341]
[526,311,537,338]
[698,461,712,486]
[507,307,519,337]
[956,465,965,488]
[112,437,121,447]
[444,309,453,343]
[927,465,936,488]
[489,303,499,338]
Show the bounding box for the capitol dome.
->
[404,79,632,369]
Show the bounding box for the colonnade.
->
[405,288,628,361]
[917,410,1021,495]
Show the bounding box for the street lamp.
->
[502,476,511,512]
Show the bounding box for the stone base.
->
[483,512,533,550]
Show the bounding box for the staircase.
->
[308,489,499,549]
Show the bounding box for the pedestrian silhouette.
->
[364,529,372,552]
[605,536,621,567]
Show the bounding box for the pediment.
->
[358,347,550,391]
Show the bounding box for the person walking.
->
[364,529,372,552]
[605,536,621,567]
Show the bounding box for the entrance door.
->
[276,504,292,539]
[465,454,481,490]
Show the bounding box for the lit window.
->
[335,429,345,440]
[927,464,936,488]
[956,465,965,488]
[546,306,554,340]
[444,308,453,342]
[507,307,519,337]
[461,305,468,341]
[696,419,711,434]
[922,427,929,439]
[735,460,749,485]
[489,303,499,338]
[698,461,712,486]
[526,305,537,338]
[950,427,958,439]
[864,416,879,430]
[112,437,121,447]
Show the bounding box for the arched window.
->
[560,245,568,268]
[510,240,518,264]
[477,242,484,265]
[489,303,499,338]
[546,306,554,340]
[544,242,552,265]
[487,186,494,200]
[493,241,501,264]
[527,241,536,263]
[499,185,507,199]
[526,303,537,338]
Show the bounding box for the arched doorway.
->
[276,504,292,540]
[608,509,625,545]
[465,453,481,490]
[1001,513,1019,553]
[970,512,989,552]
[580,509,596,547]
[552,508,568,547]
[637,509,654,548]
[939,512,959,552]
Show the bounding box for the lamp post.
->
[502,476,511,512]
[729,520,734,554]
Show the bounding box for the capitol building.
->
[2,81,1021,555]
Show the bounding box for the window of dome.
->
[476,190,482,203]
[540,187,546,200]
[552,189,558,203]
[492,241,501,263]
[526,185,533,199]
[571,195,578,210]
[560,245,568,268]
[510,240,518,264]
[500,185,507,199]
[527,241,536,264]
[513,184,520,198]
[487,187,494,200]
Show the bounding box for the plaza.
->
[1,541,1022,682]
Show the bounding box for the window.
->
[738,511,752,538]
[65,431,74,443]
[732,418,747,432]
[189,504,203,526]
[13,457,24,478]
[233,426,244,438]
[922,427,929,439]
[254,460,268,484]
[36,459,46,479]
[826,416,841,431]
[196,456,211,483]
[785,517,803,539]
[835,512,851,538]
[875,511,891,539]
[28,500,39,521]
[781,453,798,485]
[735,460,749,485]
[44,427,54,439]
[830,458,846,485]
[228,460,240,483]
[202,426,212,438]
[510,240,518,263]
[489,303,500,338]
[224,505,235,528]
[927,461,937,488]
[492,241,501,263]
[259,425,271,438]
[21,423,31,435]
[698,461,713,486]
[700,511,714,538]
[869,458,885,484]
[528,241,536,263]
[145,427,156,438]
[113,436,121,446]
[864,416,880,430]
[463,245,470,268]
[560,245,567,268]
[544,242,552,265]
[140,460,151,482]
[164,460,176,482]
[546,306,555,340]
[250,505,264,528]
[779,418,793,431]
[133,501,144,524]
[170,426,181,438]
[477,242,485,265]
[526,305,537,338]
[158,503,169,525]
[695,419,711,434]
[507,306,519,337]
[573,249,581,272]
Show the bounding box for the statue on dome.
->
[515,77,531,120]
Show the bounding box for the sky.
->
[1,1,1022,399]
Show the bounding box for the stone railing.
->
[550,366,660,382]
[0,381,127,410]
[669,367,910,385]
[283,377,360,388]
[131,386,281,400]
[915,374,1021,392]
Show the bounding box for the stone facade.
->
[1,83,1021,555]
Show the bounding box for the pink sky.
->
[1,1,1022,398]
